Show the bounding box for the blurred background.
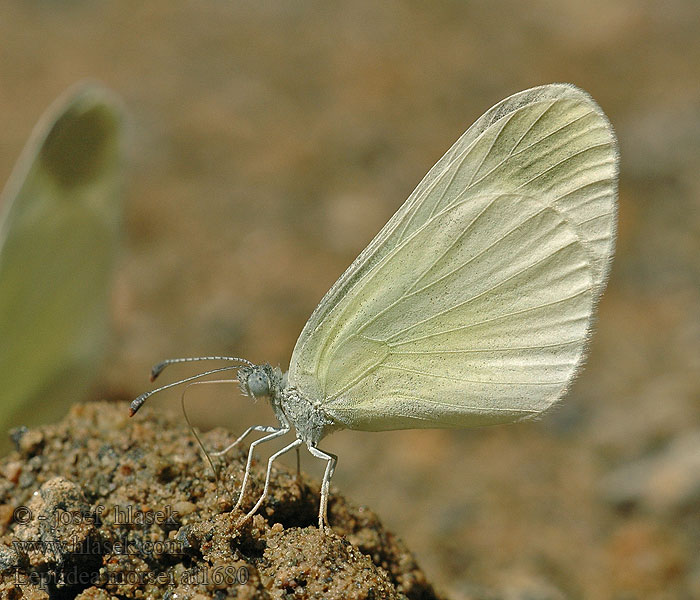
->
[1,2,698,598]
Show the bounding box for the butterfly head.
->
[238,363,285,402]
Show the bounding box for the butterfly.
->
[131,83,618,529]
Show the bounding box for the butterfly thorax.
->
[281,386,341,445]
[237,363,340,445]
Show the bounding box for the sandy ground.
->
[0,2,699,598]
[1,403,442,599]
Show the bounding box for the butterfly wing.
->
[288,83,617,431]
[0,83,124,431]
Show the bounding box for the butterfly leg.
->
[235,417,290,511]
[211,424,282,457]
[307,445,337,530]
[237,438,303,526]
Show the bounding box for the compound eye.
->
[247,370,271,398]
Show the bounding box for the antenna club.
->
[150,362,167,381]
[129,393,149,417]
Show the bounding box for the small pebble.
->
[0,461,22,483]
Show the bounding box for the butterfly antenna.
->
[150,356,254,381]
[129,365,241,416]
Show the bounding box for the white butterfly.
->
[131,83,618,529]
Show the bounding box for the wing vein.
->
[515,144,612,190]
[464,112,516,188]
[356,197,504,335]
[381,363,573,385]
[343,394,542,414]
[576,211,614,226]
[511,109,596,157]
[403,204,550,300]
[388,289,589,346]
[391,339,582,355]
[510,100,557,154]
[385,239,585,343]
[468,112,599,190]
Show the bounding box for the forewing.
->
[289,84,617,430]
[317,194,594,429]
[0,83,124,430]
[394,84,617,290]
